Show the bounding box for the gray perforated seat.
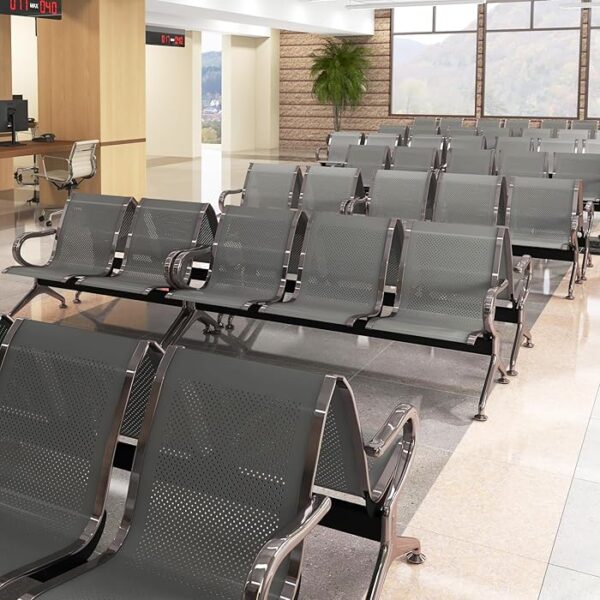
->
[554,153,600,201]
[449,136,486,151]
[446,149,495,175]
[29,347,333,600]
[479,127,511,149]
[365,170,432,220]
[219,163,303,212]
[261,213,398,326]
[345,145,391,189]
[366,132,401,152]
[496,138,534,154]
[366,221,502,345]
[446,127,476,138]
[78,199,216,296]
[540,140,577,172]
[506,119,530,136]
[4,192,133,283]
[525,127,552,141]
[392,147,438,172]
[572,120,598,138]
[498,151,548,178]
[379,124,408,138]
[542,119,568,132]
[168,207,302,310]
[299,165,364,213]
[558,129,590,142]
[0,320,146,593]
[584,140,600,154]
[432,173,505,226]
[317,131,365,166]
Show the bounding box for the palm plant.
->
[310,39,370,131]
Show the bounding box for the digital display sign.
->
[146,30,186,48]
[0,0,62,19]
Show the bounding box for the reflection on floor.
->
[0,149,599,599]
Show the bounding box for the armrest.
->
[40,155,70,181]
[315,146,328,162]
[513,255,531,275]
[164,244,212,289]
[218,188,243,213]
[346,197,369,215]
[244,495,331,600]
[584,201,595,236]
[11,229,57,268]
[365,403,418,459]
[483,279,509,334]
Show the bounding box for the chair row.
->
[346,169,592,301]
[4,193,527,420]
[0,317,422,599]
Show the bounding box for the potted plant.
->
[310,39,370,132]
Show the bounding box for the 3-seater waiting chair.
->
[219,162,303,213]
[316,131,365,166]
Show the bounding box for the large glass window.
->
[391,5,477,116]
[484,1,581,117]
[589,21,600,117]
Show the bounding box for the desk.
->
[0,139,75,160]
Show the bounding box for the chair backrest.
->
[507,176,580,247]
[296,213,397,315]
[525,127,553,140]
[496,137,534,154]
[554,153,600,199]
[498,151,548,178]
[392,146,439,172]
[543,118,568,131]
[395,220,505,324]
[440,118,464,133]
[540,140,578,171]
[367,132,401,150]
[414,116,437,126]
[584,140,600,154]
[477,118,501,128]
[300,165,363,213]
[449,135,486,151]
[0,319,145,547]
[410,135,446,162]
[410,125,440,137]
[480,127,511,149]
[116,346,331,599]
[369,170,433,221]
[446,127,476,138]
[327,131,365,164]
[558,129,590,141]
[68,140,98,179]
[506,119,530,135]
[51,192,134,274]
[572,119,598,132]
[433,173,505,226]
[446,148,495,175]
[379,124,408,137]
[123,199,216,282]
[243,163,303,209]
[345,145,391,189]
[207,207,302,303]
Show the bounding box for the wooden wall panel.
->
[279,10,410,150]
[0,16,13,189]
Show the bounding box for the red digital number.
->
[39,1,58,14]
[10,0,30,11]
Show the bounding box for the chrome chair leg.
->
[74,291,83,304]
[200,311,221,336]
[160,303,198,347]
[217,313,225,329]
[523,328,534,349]
[9,282,67,317]
[508,314,523,377]
[567,250,578,299]
[475,335,508,422]
[226,315,235,331]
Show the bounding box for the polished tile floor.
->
[1,147,599,599]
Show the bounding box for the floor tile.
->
[382,526,546,600]
[575,418,600,484]
[551,478,600,577]
[540,565,600,600]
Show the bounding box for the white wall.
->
[222,31,279,153]
[146,30,202,158]
[10,16,38,120]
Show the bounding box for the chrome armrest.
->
[584,201,595,236]
[244,495,331,600]
[483,279,509,334]
[164,244,212,289]
[315,146,328,162]
[218,188,243,214]
[571,214,580,233]
[513,255,531,275]
[346,197,369,215]
[11,229,57,268]
[365,403,418,459]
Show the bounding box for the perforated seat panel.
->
[346,145,390,189]
[446,150,494,175]
[369,171,430,220]
[433,174,501,226]
[37,349,326,600]
[171,207,295,310]
[392,147,437,172]
[509,177,576,249]
[0,321,140,577]
[262,214,390,325]
[326,132,363,165]
[78,199,214,294]
[301,166,360,213]
[244,164,300,209]
[5,193,131,282]
[367,221,497,343]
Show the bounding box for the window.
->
[589,16,600,117]
[391,5,478,116]
[484,1,581,117]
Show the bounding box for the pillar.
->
[0,16,13,190]
[37,0,146,206]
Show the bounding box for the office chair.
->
[38,139,99,226]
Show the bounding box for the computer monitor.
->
[0,99,29,147]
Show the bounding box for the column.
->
[0,16,12,190]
